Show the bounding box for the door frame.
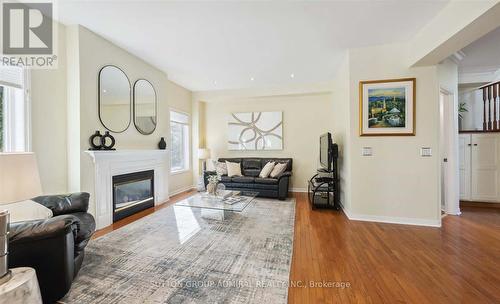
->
[439,88,461,216]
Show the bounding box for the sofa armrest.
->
[33,192,90,216]
[276,171,292,181]
[277,171,292,200]
[9,215,80,244]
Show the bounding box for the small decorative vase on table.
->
[207,182,217,195]
[207,174,221,195]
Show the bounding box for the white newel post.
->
[85,150,169,230]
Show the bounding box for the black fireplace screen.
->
[112,170,154,222]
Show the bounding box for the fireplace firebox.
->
[112,170,155,222]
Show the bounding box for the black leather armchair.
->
[9,192,96,303]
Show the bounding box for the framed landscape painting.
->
[359,78,416,136]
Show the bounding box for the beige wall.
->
[31,24,68,194]
[64,25,193,215]
[167,81,193,194]
[330,53,351,210]
[65,24,81,192]
[346,43,441,225]
[31,24,193,210]
[203,93,334,190]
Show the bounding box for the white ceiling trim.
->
[459,69,500,84]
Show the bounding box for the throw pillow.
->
[270,162,287,178]
[2,200,53,223]
[215,161,228,175]
[259,161,275,178]
[206,159,217,172]
[226,161,242,177]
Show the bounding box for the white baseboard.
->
[342,206,441,227]
[445,208,462,216]
[290,187,307,193]
[169,185,196,197]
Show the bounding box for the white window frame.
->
[0,68,31,152]
[169,109,190,174]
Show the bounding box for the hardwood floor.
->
[289,192,500,304]
[93,191,500,303]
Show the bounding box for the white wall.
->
[345,43,441,226]
[410,1,500,66]
[437,59,460,215]
[202,92,334,190]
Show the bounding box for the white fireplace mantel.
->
[85,150,169,229]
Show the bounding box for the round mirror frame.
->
[98,65,131,133]
[133,79,158,135]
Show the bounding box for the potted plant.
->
[458,102,468,131]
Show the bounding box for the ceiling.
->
[459,26,500,75]
[58,1,449,91]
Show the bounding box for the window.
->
[0,65,28,152]
[170,110,190,172]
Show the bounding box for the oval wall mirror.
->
[98,65,131,133]
[133,79,157,135]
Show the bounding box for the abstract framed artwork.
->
[359,78,416,136]
[228,111,283,150]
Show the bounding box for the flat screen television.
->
[320,132,333,171]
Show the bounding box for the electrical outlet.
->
[362,147,372,156]
[421,147,432,157]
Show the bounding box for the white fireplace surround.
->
[85,150,169,229]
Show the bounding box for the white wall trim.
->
[459,70,498,84]
[342,205,441,227]
[169,184,196,197]
[290,187,307,193]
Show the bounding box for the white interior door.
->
[459,134,471,200]
[471,133,500,202]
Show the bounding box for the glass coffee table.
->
[175,190,258,212]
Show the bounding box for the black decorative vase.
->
[89,131,103,150]
[158,137,166,150]
[101,131,116,150]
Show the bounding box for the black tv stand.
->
[308,162,340,210]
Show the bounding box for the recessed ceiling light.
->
[103,89,107,93]
[250,77,255,81]
[290,73,295,78]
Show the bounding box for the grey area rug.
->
[62,197,295,304]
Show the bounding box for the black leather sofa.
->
[204,158,292,200]
[9,192,96,303]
